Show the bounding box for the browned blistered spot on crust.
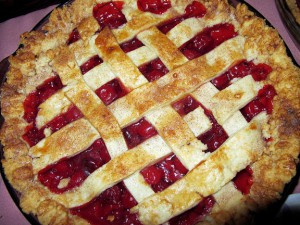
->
[107,46,116,54]
[250,153,297,206]
[249,123,257,130]
[12,166,33,180]
[0,119,25,145]
[234,92,244,99]
[216,89,245,101]
[2,156,33,192]
[20,185,49,214]
[276,100,300,137]
[37,200,69,225]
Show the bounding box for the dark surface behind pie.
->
[0,0,67,22]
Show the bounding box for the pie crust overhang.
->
[0,0,300,225]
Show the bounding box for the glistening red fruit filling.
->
[93,1,127,29]
[141,154,188,192]
[172,95,227,152]
[137,0,171,14]
[232,166,253,195]
[172,95,200,116]
[138,58,169,82]
[95,78,128,105]
[197,104,228,153]
[80,55,103,75]
[180,23,238,60]
[66,28,81,45]
[70,182,141,225]
[23,75,64,123]
[120,37,144,53]
[38,138,110,193]
[22,105,83,147]
[241,85,277,122]
[169,196,215,225]
[211,60,273,90]
[158,1,207,34]
[122,118,157,149]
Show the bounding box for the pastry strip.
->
[95,27,148,90]
[109,36,246,127]
[146,106,208,170]
[54,135,172,207]
[132,116,266,225]
[113,9,178,43]
[138,26,188,70]
[64,80,128,158]
[30,118,100,173]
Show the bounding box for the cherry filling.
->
[232,166,253,195]
[197,104,228,153]
[120,37,144,53]
[172,95,200,116]
[137,0,171,14]
[169,196,215,225]
[95,78,128,105]
[185,1,207,18]
[140,154,188,192]
[241,85,277,122]
[38,138,110,194]
[80,55,103,75]
[158,1,207,34]
[22,105,83,147]
[122,118,157,149]
[138,58,169,82]
[23,75,64,123]
[70,182,141,225]
[172,95,228,153]
[211,60,273,90]
[93,1,127,29]
[66,28,81,45]
[180,23,238,60]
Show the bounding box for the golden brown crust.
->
[0,0,299,225]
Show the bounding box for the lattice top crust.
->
[1,0,300,225]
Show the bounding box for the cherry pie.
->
[1,0,300,224]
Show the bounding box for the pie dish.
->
[276,0,300,46]
[286,0,300,24]
[0,0,300,225]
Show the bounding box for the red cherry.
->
[185,1,207,18]
[251,63,272,81]
[137,0,171,14]
[210,23,237,46]
[66,28,80,45]
[172,95,200,116]
[120,37,144,53]
[141,166,164,185]
[233,166,253,195]
[93,2,127,29]
[80,55,103,75]
[139,58,169,82]
[137,120,157,138]
[96,79,128,105]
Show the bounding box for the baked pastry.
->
[1,0,299,225]
[286,0,300,24]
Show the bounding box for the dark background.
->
[0,0,67,22]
